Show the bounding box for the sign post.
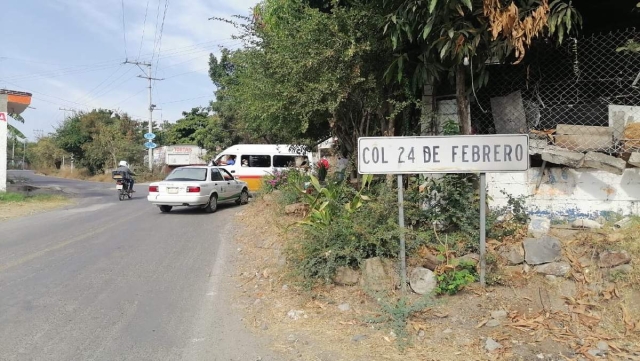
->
[358,135,529,288]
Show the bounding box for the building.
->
[1,89,32,192]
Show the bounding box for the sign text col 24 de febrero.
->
[357,135,529,174]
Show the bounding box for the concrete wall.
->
[488,167,640,220]
[0,94,7,192]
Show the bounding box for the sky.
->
[0,0,259,141]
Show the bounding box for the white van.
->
[211,144,314,192]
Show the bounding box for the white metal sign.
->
[358,135,529,174]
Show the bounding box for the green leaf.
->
[422,18,434,39]
[565,8,572,34]
[439,41,450,60]
[429,0,438,13]
[461,0,472,11]
[448,28,454,39]
[8,124,26,139]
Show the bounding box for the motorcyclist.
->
[115,160,136,192]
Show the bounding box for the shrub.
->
[434,260,478,295]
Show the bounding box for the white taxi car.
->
[147,166,250,213]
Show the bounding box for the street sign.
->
[358,134,529,174]
[144,141,157,149]
[144,132,156,140]
[358,134,530,290]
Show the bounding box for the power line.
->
[158,95,211,105]
[0,38,238,81]
[154,0,170,72]
[138,0,151,60]
[74,65,124,104]
[121,0,128,59]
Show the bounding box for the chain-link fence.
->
[431,28,640,165]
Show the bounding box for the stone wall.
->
[488,167,640,219]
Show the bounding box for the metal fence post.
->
[397,174,407,294]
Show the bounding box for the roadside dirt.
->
[233,197,640,361]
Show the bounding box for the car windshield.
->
[164,168,207,181]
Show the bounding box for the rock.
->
[523,236,562,265]
[529,217,551,238]
[597,341,609,352]
[422,252,443,271]
[338,303,350,312]
[284,203,309,215]
[261,323,269,330]
[409,267,437,295]
[360,257,399,291]
[534,262,572,277]
[545,275,558,282]
[351,334,368,342]
[608,264,633,275]
[541,147,585,168]
[333,266,360,286]
[287,334,298,343]
[584,151,627,175]
[499,244,525,265]
[443,328,453,334]
[457,253,479,266]
[572,218,603,229]
[486,319,501,327]
[491,310,508,319]
[614,217,633,229]
[599,250,631,268]
[287,310,306,320]
[282,284,289,291]
[485,337,503,352]
[503,265,524,277]
[587,349,603,357]
[418,330,426,337]
[262,193,274,202]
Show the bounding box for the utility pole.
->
[124,60,164,171]
[58,107,76,120]
[22,140,26,170]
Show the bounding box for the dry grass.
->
[0,194,72,221]
[233,199,640,360]
[35,167,164,184]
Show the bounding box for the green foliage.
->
[287,181,399,284]
[53,109,143,175]
[366,294,435,350]
[0,192,65,203]
[210,0,409,154]
[434,260,478,295]
[487,190,530,239]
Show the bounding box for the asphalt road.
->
[0,171,276,361]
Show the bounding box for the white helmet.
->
[119,160,129,167]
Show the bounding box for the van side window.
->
[274,155,308,167]
[240,155,271,167]
[211,168,224,181]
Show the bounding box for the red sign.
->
[171,147,192,153]
[0,112,6,122]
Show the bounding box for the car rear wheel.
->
[203,194,218,213]
[236,189,249,205]
[159,205,172,213]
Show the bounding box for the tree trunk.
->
[456,65,471,135]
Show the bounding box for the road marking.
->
[0,211,145,273]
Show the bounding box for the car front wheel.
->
[236,189,249,205]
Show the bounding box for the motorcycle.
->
[112,171,133,201]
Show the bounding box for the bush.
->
[434,260,478,295]
[286,181,399,284]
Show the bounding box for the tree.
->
[55,109,142,174]
[384,0,582,134]
[210,0,408,155]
